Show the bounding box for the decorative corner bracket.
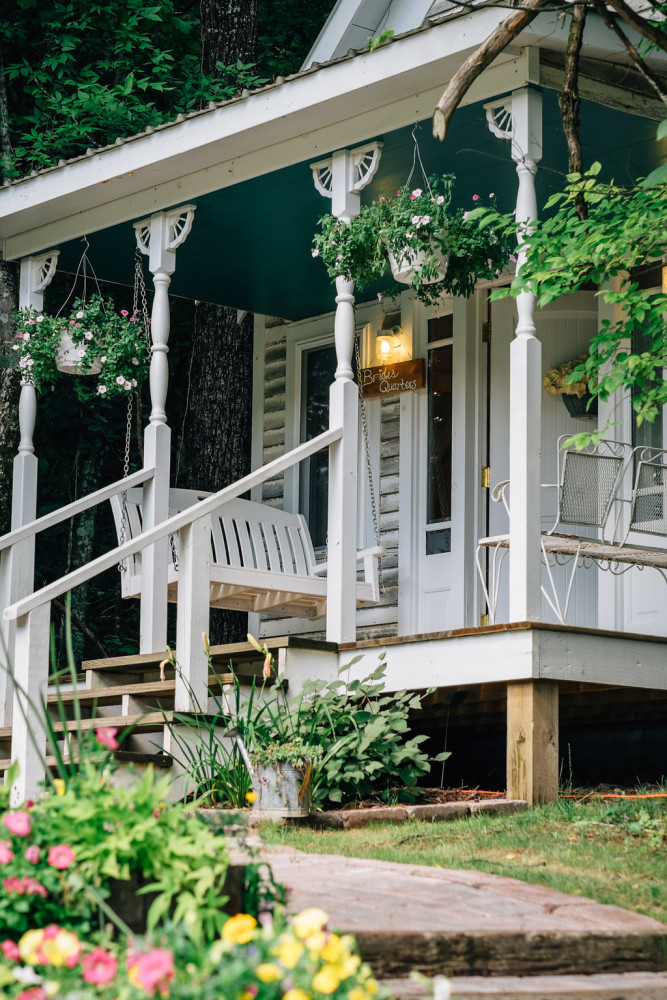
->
[133,204,197,274]
[18,251,59,311]
[484,88,542,166]
[310,142,383,221]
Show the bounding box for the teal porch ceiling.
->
[53,91,659,322]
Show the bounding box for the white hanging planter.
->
[56,331,102,375]
[386,243,449,286]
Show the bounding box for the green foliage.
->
[543,354,592,398]
[12,295,149,402]
[249,737,323,769]
[0,0,268,177]
[312,180,510,303]
[368,29,395,52]
[469,158,667,435]
[0,761,231,942]
[287,656,433,808]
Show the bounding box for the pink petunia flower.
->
[1,940,20,962]
[47,844,75,871]
[0,841,14,864]
[82,947,118,985]
[3,811,31,837]
[127,949,175,997]
[24,845,40,864]
[16,988,46,1000]
[472,194,479,201]
[96,727,119,750]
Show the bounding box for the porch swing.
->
[109,283,384,620]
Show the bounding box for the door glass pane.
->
[427,342,453,526]
[301,344,336,548]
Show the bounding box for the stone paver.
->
[384,972,667,999]
[263,849,667,979]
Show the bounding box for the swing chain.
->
[134,249,152,352]
[355,335,384,596]
[117,392,133,573]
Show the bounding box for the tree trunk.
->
[558,3,587,220]
[200,0,258,72]
[177,1,259,646]
[180,306,255,645]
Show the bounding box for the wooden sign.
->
[360,359,425,398]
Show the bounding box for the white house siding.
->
[260,319,288,509]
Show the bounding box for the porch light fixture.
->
[375,310,410,364]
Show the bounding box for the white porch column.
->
[311,144,382,644]
[487,88,543,621]
[0,252,57,728]
[134,206,195,653]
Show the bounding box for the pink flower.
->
[489,192,495,198]
[411,188,422,199]
[82,947,118,985]
[121,310,129,317]
[3,811,31,837]
[96,727,119,750]
[0,841,14,864]
[47,844,75,870]
[127,949,175,997]
[16,989,46,1000]
[83,331,93,340]
[27,319,35,326]
[2,940,20,961]
[75,311,84,319]
[3,876,47,897]
[24,845,40,864]
[472,194,479,201]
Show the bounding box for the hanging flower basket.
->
[12,294,149,403]
[386,243,449,286]
[543,354,597,419]
[55,329,102,375]
[562,391,598,419]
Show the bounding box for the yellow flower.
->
[53,779,66,796]
[311,966,342,994]
[19,929,45,965]
[274,937,304,969]
[222,914,258,946]
[256,963,282,983]
[349,989,369,1000]
[44,982,60,998]
[320,935,344,965]
[41,929,81,968]
[245,791,258,804]
[305,932,327,959]
[292,909,329,940]
[283,990,310,1000]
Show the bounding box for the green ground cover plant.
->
[261,795,667,922]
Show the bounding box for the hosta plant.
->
[12,294,149,402]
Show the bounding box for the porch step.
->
[0,750,173,773]
[47,674,235,706]
[383,971,667,999]
[0,711,172,742]
[81,636,298,678]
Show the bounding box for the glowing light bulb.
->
[380,338,391,355]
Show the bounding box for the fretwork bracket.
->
[18,251,59,311]
[484,87,542,165]
[310,142,383,221]
[133,204,197,275]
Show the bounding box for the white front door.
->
[399,295,480,634]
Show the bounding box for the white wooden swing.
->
[477,438,667,624]
[110,487,383,619]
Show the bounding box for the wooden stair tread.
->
[0,750,173,772]
[47,674,235,705]
[0,711,172,740]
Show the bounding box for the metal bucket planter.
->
[386,244,448,286]
[56,331,102,375]
[251,762,311,819]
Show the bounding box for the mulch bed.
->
[335,787,504,810]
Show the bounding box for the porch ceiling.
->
[50,92,657,322]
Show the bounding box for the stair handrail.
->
[3,426,342,622]
[0,467,155,553]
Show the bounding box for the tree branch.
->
[558,3,587,218]
[603,0,667,55]
[433,0,551,140]
[591,0,667,105]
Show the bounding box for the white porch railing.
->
[1,426,342,804]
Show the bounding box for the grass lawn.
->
[260,796,667,922]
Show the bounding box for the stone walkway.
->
[263,848,667,999]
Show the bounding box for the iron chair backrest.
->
[628,447,667,539]
[550,436,632,539]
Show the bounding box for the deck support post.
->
[134,206,195,654]
[506,678,559,805]
[486,88,543,622]
[11,603,51,805]
[0,253,57,736]
[175,515,211,712]
[311,144,382,646]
